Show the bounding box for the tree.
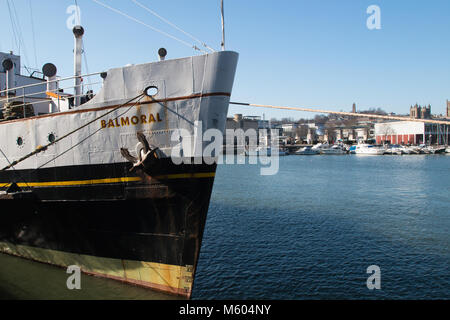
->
[360,108,387,116]
[281,117,294,124]
[314,114,329,124]
[324,121,337,143]
[379,124,395,144]
[294,125,309,142]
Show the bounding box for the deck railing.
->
[0,72,104,118]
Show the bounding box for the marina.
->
[232,142,450,156]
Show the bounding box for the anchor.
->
[120,132,160,173]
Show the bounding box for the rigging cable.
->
[7,0,32,74]
[91,0,207,53]
[82,43,93,92]
[130,0,215,52]
[28,0,38,69]
[6,0,20,54]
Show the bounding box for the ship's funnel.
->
[73,25,84,107]
[2,58,15,102]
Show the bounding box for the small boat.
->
[320,145,346,154]
[446,147,450,154]
[244,146,287,156]
[295,146,319,155]
[351,143,385,155]
[399,146,412,154]
[418,144,432,154]
[311,142,329,152]
[418,145,446,154]
[406,146,420,154]
[431,146,447,154]
[384,144,403,155]
[244,146,269,156]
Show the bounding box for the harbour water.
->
[1,155,449,299]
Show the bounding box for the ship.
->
[0,25,238,298]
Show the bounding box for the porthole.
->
[16,136,24,147]
[144,86,158,97]
[48,133,56,143]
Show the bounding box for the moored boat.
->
[384,144,403,155]
[320,145,346,155]
[295,146,319,155]
[0,24,238,298]
[351,143,385,155]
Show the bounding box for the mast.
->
[73,25,84,107]
[220,0,225,51]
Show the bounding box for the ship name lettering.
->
[101,113,163,128]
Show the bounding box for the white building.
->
[374,121,450,145]
[281,123,298,133]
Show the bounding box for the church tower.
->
[447,100,450,118]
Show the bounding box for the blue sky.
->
[1,0,450,120]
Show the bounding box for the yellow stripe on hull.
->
[16,177,142,187]
[0,242,193,297]
[0,172,215,188]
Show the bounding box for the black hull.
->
[0,159,216,297]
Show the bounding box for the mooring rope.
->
[230,101,450,125]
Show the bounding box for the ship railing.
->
[0,82,103,112]
[0,72,104,118]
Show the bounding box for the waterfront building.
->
[226,114,258,131]
[374,121,450,145]
[281,123,299,134]
[333,123,375,143]
[306,128,315,144]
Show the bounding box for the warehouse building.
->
[374,121,450,145]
